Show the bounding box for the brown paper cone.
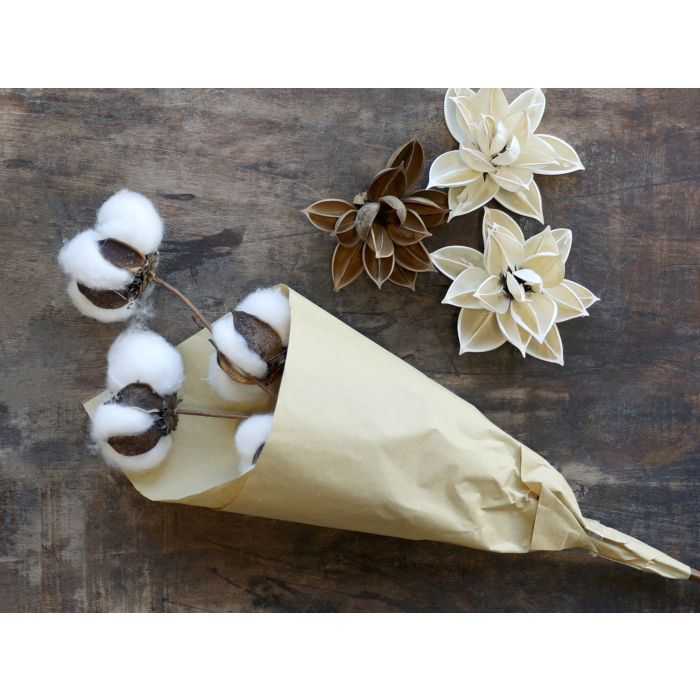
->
[84,287,693,581]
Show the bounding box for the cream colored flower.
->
[428,88,584,223]
[431,208,598,364]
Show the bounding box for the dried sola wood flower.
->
[208,287,291,404]
[303,139,449,291]
[58,190,163,322]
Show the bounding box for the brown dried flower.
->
[303,139,449,291]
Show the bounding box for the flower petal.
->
[367,223,394,259]
[483,207,525,245]
[443,266,490,308]
[355,202,380,239]
[523,230,565,287]
[472,88,509,122]
[497,310,529,357]
[526,134,584,174]
[474,275,510,313]
[331,241,364,291]
[491,135,521,166]
[447,176,499,220]
[525,324,564,365]
[303,199,355,232]
[489,166,533,193]
[458,308,506,354]
[544,279,599,322]
[386,139,424,191]
[523,226,558,258]
[459,144,495,173]
[386,222,430,247]
[388,265,418,291]
[379,195,407,225]
[393,241,433,273]
[444,88,476,142]
[402,192,449,228]
[428,151,481,188]
[505,271,526,302]
[362,242,394,289]
[507,88,546,134]
[493,177,544,222]
[483,209,526,275]
[550,228,572,263]
[334,209,357,235]
[510,293,558,343]
[513,268,542,285]
[430,245,484,280]
[336,226,360,247]
[367,166,407,200]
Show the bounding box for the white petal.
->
[505,271,526,302]
[515,135,557,169]
[443,267,490,308]
[494,178,544,222]
[474,275,510,313]
[447,176,498,220]
[489,121,509,155]
[445,88,476,142]
[523,226,558,258]
[543,282,589,322]
[513,268,542,285]
[431,246,484,280]
[482,207,524,246]
[491,135,521,166]
[490,166,533,193]
[510,293,558,343]
[552,279,599,320]
[475,116,493,155]
[550,228,572,263]
[525,134,584,174]
[523,230,565,287]
[497,310,528,357]
[472,88,508,122]
[525,324,564,365]
[458,308,506,354]
[483,211,526,275]
[507,88,546,134]
[428,150,481,188]
[459,144,495,173]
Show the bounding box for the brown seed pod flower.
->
[303,139,449,291]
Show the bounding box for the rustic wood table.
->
[0,89,697,612]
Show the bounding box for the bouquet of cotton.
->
[208,287,291,404]
[93,328,250,472]
[58,190,164,322]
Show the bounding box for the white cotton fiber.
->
[236,287,291,345]
[66,279,135,323]
[211,313,268,379]
[234,412,274,476]
[206,352,267,405]
[100,434,173,473]
[91,402,155,441]
[107,329,184,395]
[58,229,134,290]
[95,189,164,255]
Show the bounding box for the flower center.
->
[501,267,532,300]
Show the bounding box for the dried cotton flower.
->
[429,89,584,223]
[431,208,598,364]
[234,413,274,475]
[58,190,163,322]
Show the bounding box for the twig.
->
[153,275,212,332]
[178,408,250,420]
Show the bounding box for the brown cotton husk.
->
[84,286,695,582]
[106,382,179,456]
[215,311,285,386]
[80,238,158,309]
[304,139,448,292]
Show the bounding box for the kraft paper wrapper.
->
[84,287,692,581]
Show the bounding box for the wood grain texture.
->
[0,88,698,612]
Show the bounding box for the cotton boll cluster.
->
[234,413,273,475]
[91,330,184,472]
[208,287,291,405]
[58,190,163,322]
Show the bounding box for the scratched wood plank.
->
[0,89,698,612]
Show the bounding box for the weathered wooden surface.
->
[0,89,698,612]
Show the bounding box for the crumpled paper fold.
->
[84,287,692,581]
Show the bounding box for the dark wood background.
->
[0,89,698,612]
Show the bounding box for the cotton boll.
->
[91,402,155,441]
[100,433,173,473]
[211,313,269,379]
[236,287,291,345]
[107,329,184,396]
[67,279,135,323]
[234,413,274,475]
[96,189,164,255]
[58,229,134,290]
[206,352,267,404]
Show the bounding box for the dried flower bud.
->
[208,287,290,403]
[234,413,273,475]
[58,190,163,322]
